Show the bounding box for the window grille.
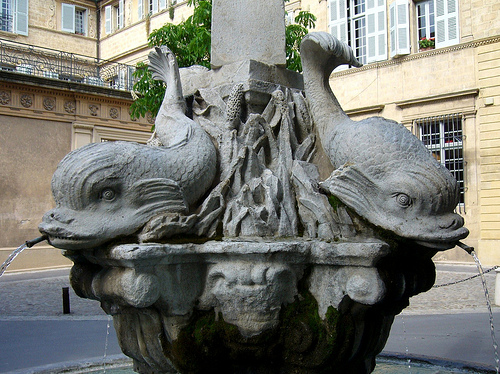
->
[414,114,465,212]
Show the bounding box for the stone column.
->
[211,0,286,68]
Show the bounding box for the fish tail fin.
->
[148,46,185,109]
[148,46,173,83]
[301,32,362,74]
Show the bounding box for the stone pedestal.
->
[211,0,286,68]
[66,239,436,374]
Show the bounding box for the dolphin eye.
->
[100,188,116,201]
[395,193,412,208]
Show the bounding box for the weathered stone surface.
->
[211,0,286,68]
[39,47,217,249]
[40,29,468,374]
[301,32,468,249]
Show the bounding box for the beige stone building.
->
[0,0,499,271]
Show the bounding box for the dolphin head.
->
[321,158,469,250]
[39,142,187,250]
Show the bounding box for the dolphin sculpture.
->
[300,32,468,249]
[39,47,217,250]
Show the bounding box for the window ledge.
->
[0,30,18,38]
[345,104,385,117]
[395,89,479,109]
[332,35,500,78]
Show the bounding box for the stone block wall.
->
[477,40,500,264]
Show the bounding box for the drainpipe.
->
[95,0,101,62]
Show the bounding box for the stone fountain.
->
[38,1,469,373]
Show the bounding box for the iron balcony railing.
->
[0,38,135,91]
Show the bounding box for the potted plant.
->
[419,37,435,51]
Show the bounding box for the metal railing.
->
[0,38,135,91]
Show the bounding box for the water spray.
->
[0,235,49,277]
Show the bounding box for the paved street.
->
[0,263,498,373]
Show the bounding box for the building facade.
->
[0,0,499,271]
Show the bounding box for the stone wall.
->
[477,40,500,265]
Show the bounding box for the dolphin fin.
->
[320,164,377,216]
[130,178,188,214]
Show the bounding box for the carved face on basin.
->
[39,142,187,250]
[324,161,469,249]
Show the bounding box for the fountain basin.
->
[62,238,437,374]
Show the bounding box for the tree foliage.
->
[130,0,316,120]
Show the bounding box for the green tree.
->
[130,0,316,120]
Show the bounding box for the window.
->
[116,0,124,30]
[328,0,387,66]
[62,3,87,35]
[148,0,158,14]
[415,114,464,206]
[1,0,28,35]
[390,0,458,57]
[416,0,435,41]
[75,8,85,34]
[105,0,124,34]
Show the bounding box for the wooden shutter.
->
[119,0,124,28]
[389,0,410,57]
[366,0,387,63]
[105,5,112,34]
[328,0,348,43]
[138,0,143,19]
[152,0,158,14]
[435,0,459,48]
[61,3,75,33]
[14,0,28,36]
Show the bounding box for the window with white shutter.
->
[14,0,28,35]
[1,0,29,35]
[366,0,387,63]
[328,0,388,66]
[160,0,166,11]
[389,0,410,57]
[62,3,87,35]
[435,0,459,48]
[105,5,111,34]
[328,0,348,44]
[149,0,158,14]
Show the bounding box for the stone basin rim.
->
[72,238,392,268]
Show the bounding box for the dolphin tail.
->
[148,46,173,83]
[148,46,185,107]
[301,32,362,75]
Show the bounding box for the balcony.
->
[0,39,135,92]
